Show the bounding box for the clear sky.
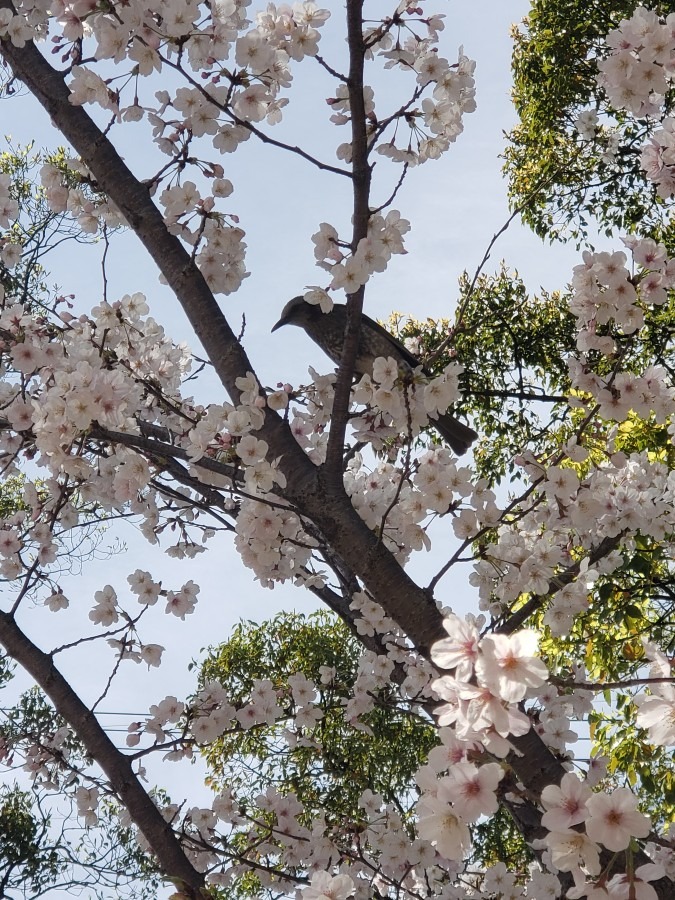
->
[1,0,601,885]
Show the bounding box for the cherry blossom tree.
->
[0,2,674,899]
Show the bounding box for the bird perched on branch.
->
[272,296,477,455]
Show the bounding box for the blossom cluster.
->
[40,160,249,295]
[598,6,675,195]
[39,161,126,234]
[597,6,674,118]
[109,632,460,893]
[365,13,477,166]
[469,449,675,626]
[430,618,547,754]
[0,173,19,228]
[635,641,675,747]
[537,776,657,898]
[234,498,320,588]
[343,444,477,564]
[0,0,478,307]
[1,1,335,297]
[419,618,664,898]
[311,211,411,300]
[0,276,293,591]
[567,238,675,419]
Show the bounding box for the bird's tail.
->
[433,413,478,456]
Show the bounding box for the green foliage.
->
[388,254,675,486]
[200,611,437,827]
[199,611,437,899]
[0,784,164,899]
[591,703,675,826]
[0,787,64,897]
[559,536,675,823]
[389,265,577,484]
[471,806,533,873]
[505,0,675,247]
[0,476,27,520]
[0,652,13,690]
[0,684,163,898]
[0,685,86,762]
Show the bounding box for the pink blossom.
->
[541,772,592,830]
[585,787,651,851]
[416,794,471,860]
[439,761,503,822]
[545,828,601,876]
[302,872,354,900]
[430,614,480,680]
[475,630,549,703]
[606,863,666,900]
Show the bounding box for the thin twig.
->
[371,162,409,215]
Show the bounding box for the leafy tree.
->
[200,612,436,821]
[505,0,675,247]
[0,141,112,308]
[0,787,63,897]
[198,612,438,898]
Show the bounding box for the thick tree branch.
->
[0,610,205,896]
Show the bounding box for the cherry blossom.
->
[439,761,503,822]
[541,773,592,831]
[416,794,471,861]
[585,787,652,852]
[430,614,480,680]
[302,872,355,900]
[475,630,549,703]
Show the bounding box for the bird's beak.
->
[271,316,284,333]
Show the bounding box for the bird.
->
[272,296,477,455]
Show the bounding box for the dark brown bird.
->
[272,297,477,455]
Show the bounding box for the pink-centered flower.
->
[635,688,675,747]
[439,761,503,822]
[606,863,666,900]
[416,795,471,860]
[585,787,651,851]
[475,630,548,703]
[541,772,592,830]
[545,828,601,876]
[431,614,480,680]
[302,872,354,900]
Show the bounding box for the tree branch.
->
[0,610,205,896]
[324,0,371,479]
[498,534,623,635]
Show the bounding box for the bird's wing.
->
[360,311,426,372]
